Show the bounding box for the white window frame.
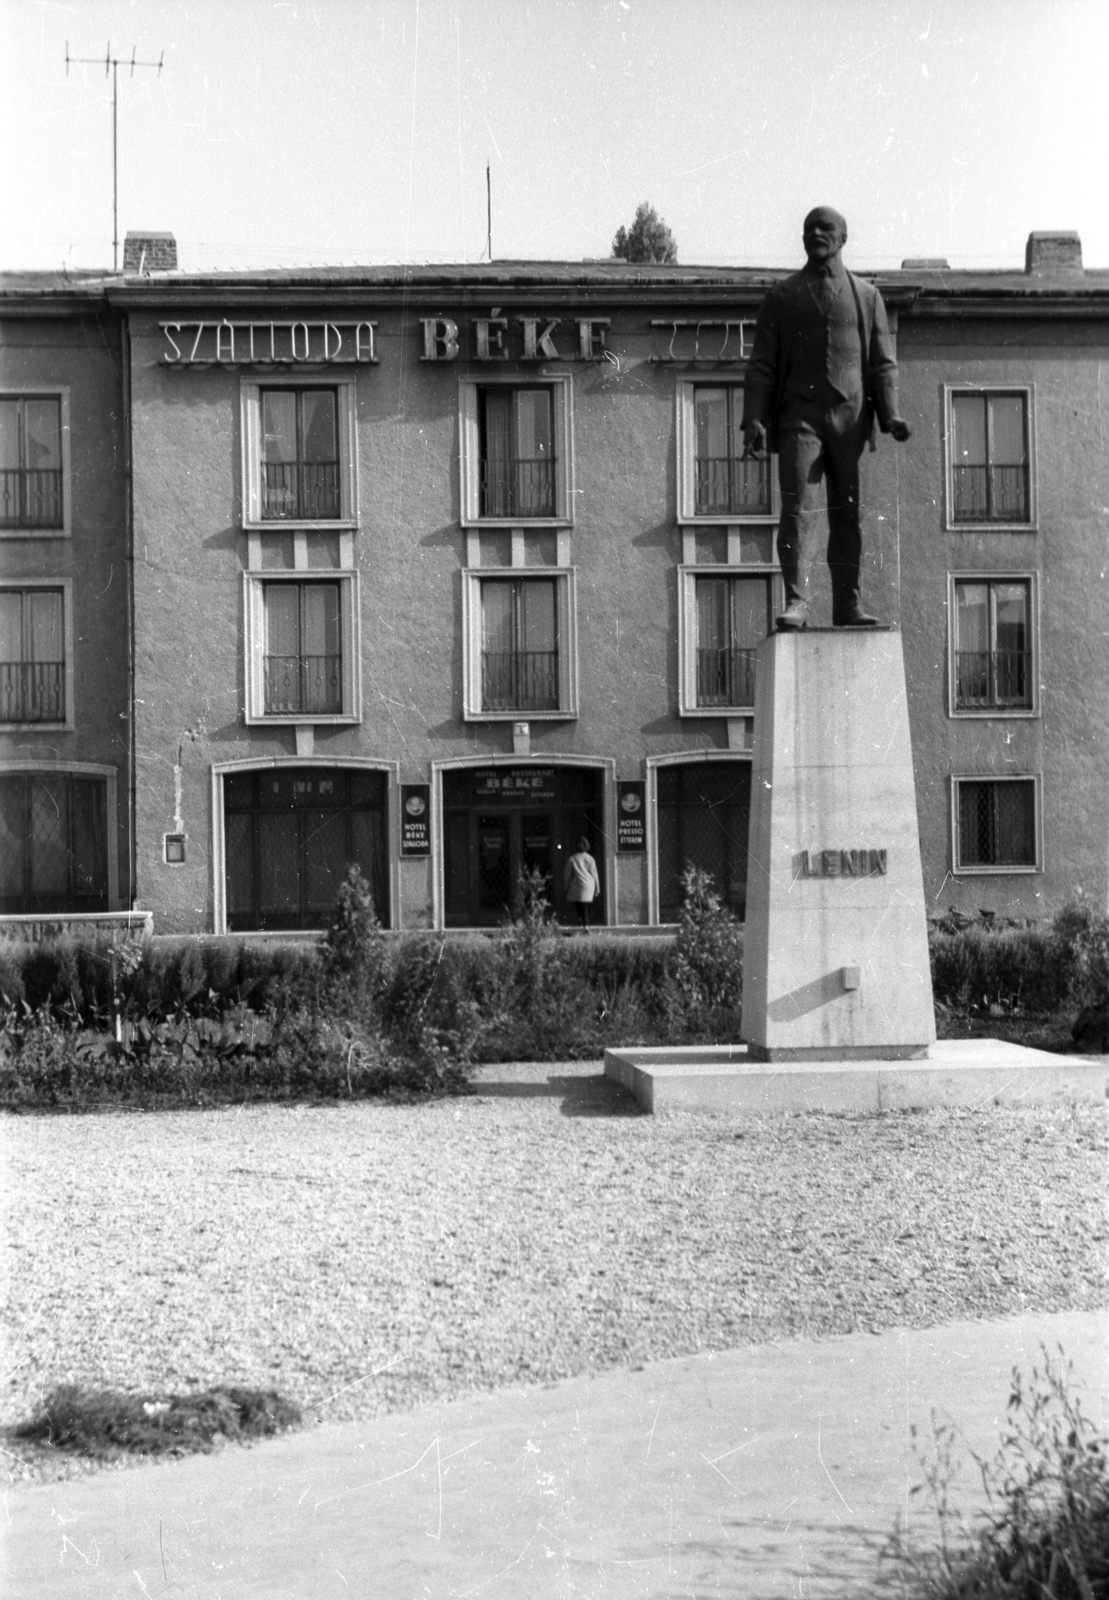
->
[0,759,120,910]
[0,577,74,732]
[645,750,754,924]
[210,757,399,934]
[243,569,361,725]
[459,373,574,528]
[943,385,1036,533]
[675,380,777,525]
[947,571,1039,719]
[461,566,577,721]
[241,378,358,530]
[0,388,72,540]
[429,754,616,932]
[950,773,1042,876]
[677,563,780,718]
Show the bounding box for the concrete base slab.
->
[604,1038,1106,1114]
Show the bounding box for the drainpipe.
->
[121,312,138,911]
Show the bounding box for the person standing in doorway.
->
[564,837,600,931]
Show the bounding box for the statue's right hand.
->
[742,419,767,459]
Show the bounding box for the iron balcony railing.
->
[0,469,63,528]
[696,646,757,708]
[694,456,771,516]
[480,458,555,519]
[261,461,340,520]
[952,464,1029,522]
[481,649,559,711]
[955,650,1032,709]
[0,661,64,722]
[263,653,342,715]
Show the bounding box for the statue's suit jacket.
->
[741,268,900,454]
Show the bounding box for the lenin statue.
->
[741,207,911,630]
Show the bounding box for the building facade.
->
[2,232,1106,933]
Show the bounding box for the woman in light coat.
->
[564,836,600,931]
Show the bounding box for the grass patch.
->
[883,1350,1109,1598]
[8,1383,301,1464]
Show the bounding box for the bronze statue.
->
[741,206,911,629]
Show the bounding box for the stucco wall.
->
[897,315,1109,917]
[125,293,1106,932]
[0,309,131,908]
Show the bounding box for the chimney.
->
[123,231,178,274]
[901,257,950,270]
[1025,231,1082,275]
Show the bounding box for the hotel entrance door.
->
[444,765,602,927]
[477,811,554,918]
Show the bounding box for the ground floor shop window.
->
[442,764,602,927]
[0,770,108,914]
[656,760,751,922]
[224,767,387,931]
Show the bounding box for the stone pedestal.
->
[741,628,935,1061]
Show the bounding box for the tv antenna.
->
[65,42,166,272]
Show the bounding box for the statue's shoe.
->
[775,602,808,631]
[833,608,880,627]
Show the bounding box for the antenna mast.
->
[66,41,166,272]
[486,161,492,263]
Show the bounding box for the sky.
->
[2,0,1105,274]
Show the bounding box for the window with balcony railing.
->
[261,388,340,520]
[480,577,559,711]
[953,579,1033,712]
[479,388,556,519]
[262,581,342,715]
[0,588,64,723]
[0,397,63,530]
[693,387,771,516]
[694,575,772,708]
[950,391,1031,524]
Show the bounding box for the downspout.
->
[121,312,138,911]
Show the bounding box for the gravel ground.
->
[2,1063,1105,1482]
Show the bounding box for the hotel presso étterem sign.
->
[157,316,757,367]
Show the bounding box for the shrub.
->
[664,864,743,1034]
[883,1350,1109,1598]
[10,1383,301,1460]
[1052,891,1109,1011]
[930,924,1065,1017]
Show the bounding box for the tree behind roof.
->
[612,202,678,264]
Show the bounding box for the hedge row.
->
[1,884,1104,1110]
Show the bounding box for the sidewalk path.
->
[4,1310,1105,1599]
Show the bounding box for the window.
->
[462,567,576,719]
[0,393,67,535]
[262,581,341,714]
[692,387,771,516]
[480,388,554,518]
[244,572,360,723]
[677,383,773,522]
[223,767,387,931]
[459,377,572,526]
[692,575,773,708]
[953,777,1040,872]
[951,577,1035,713]
[480,577,558,711]
[655,760,752,921]
[0,587,65,724]
[947,390,1032,526]
[678,536,778,717]
[241,382,357,528]
[0,770,108,913]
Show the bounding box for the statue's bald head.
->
[802,207,848,266]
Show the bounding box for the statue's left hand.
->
[889,418,912,442]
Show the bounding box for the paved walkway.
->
[4,1310,1105,1599]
